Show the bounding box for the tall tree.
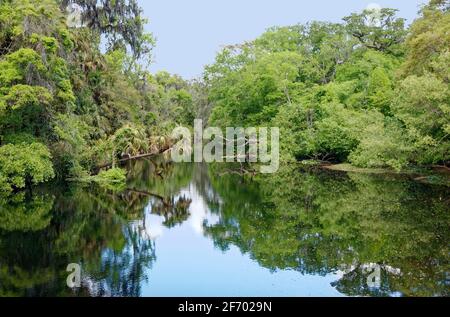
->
[343,8,407,54]
[60,0,154,62]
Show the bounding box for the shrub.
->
[95,168,127,184]
[0,142,55,193]
[349,120,413,171]
[93,168,127,191]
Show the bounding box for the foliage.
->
[349,119,413,171]
[112,123,149,157]
[93,168,127,191]
[393,1,450,165]
[60,0,155,63]
[401,0,450,76]
[343,8,407,55]
[206,1,449,169]
[393,74,449,164]
[0,143,55,193]
[0,0,193,192]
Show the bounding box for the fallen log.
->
[96,145,171,171]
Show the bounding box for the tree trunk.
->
[96,145,172,171]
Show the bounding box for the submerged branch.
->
[125,188,166,202]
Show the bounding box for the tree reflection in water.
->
[0,158,448,296]
[204,164,450,297]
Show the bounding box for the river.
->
[0,157,448,296]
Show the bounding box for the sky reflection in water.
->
[0,158,448,297]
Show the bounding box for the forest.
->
[0,0,449,194]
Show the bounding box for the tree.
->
[343,8,407,55]
[60,0,155,63]
[401,0,450,76]
[392,0,450,165]
[393,74,449,164]
[0,142,55,193]
[208,51,306,127]
[349,118,413,170]
[112,123,149,158]
[0,0,191,187]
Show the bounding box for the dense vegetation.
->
[0,1,448,297]
[0,0,449,194]
[0,0,198,193]
[205,0,449,170]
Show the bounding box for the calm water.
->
[0,158,449,297]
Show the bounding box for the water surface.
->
[0,158,448,296]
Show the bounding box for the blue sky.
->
[138,0,428,79]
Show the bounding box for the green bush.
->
[93,168,127,191]
[0,142,55,193]
[95,168,127,184]
[349,120,413,171]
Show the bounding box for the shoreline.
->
[318,163,450,186]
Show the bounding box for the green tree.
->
[60,0,155,63]
[0,142,55,193]
[401,0,450,76]
[343,8,407,55]
[393,75,449,164]
[392,1,450,165]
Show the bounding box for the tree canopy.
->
[0,0,196,192]
[0,0,448,192]
[205,1,449,170]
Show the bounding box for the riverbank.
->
[319,163,450,186]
